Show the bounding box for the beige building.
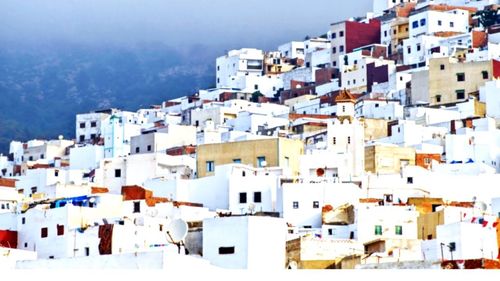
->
[365,144,415,174]
[411,57,492,106]
[196,138,304,178]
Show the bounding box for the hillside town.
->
[2,0,500,270]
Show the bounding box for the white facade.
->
[356,204,419,243]
[69,144,104,170]
[278,41,305,60]
[480,80,500,119]
[435,221,498,260]
[102,114,142,158]
[409,9,469,38]
[326,117,365,178]
[75,112,110,143]
[355,99,404,120]
[203,216,286,269]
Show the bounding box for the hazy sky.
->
[0,0,372,50]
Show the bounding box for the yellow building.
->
[365,144,415,174]
[196,138,304,177]
[411,57,492,106]
[390,17,409,56]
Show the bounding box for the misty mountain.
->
[0,41,216,154]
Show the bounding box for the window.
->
[407,46,411,54]
[54,170,59,177]
[456,90,465,100]
[85,247,90,256]
[384,30,387,37]
[424,158,431,164]
[436,95,442,103]
[438,20,442,26]
[420,18,426,26]
[416,44,421,51]
[440,64,445,70]
[31,186,37,194]
[375,225,382,235]
[450,22,454,28]
[79,135,85,142]
[28,156,33,161]
[57,224,64,236]
[90,134,96,140]
[293,201,299,209]
[254,192,262,203]
[239,192,247,204]
[339,45,344,53]
[328,229,333,235]
[254,84,258,90]
[412,21,418,28]
[147,145,152,152]
[333,137,336,145]
[482,71,489,79]
[114,169,121,178]
[347,136,351,144]
[79,122,86,129]
[90,121,97,128]
[407,177,413,184]
[218,246,235,255]
[24,242,28,248]
[332,47,336,54]
[41,227,48,238]
[456,73,465,82]
[313,201,320,208]
[22,217,26,224]
[339,31,344,37]
[133,201,140,213]
[257,156,266,167]
[395,225,403,235]
[331,32,336,39]
[342,105,346,112]
[135,147,140,153]
[206,161,214,172]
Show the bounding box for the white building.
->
[102,114,142,158]
[129,126,196,155]
[409,8,469,38]
[434,221,498,260]
[373,0,418,15]
[75,111,112,143]
[355,98,404,120]
[203,216,286,269]
[278,41,305,60]
[480,79,500,119]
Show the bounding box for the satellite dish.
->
[165,219,188,243]
[474,201,487,212]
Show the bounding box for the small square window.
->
[407,177,413,184]
[57,224,64,236]
[114,169,121,178]
[135,147,140,153]
[233,159,241,164]
[257,156,266,168]
[482,71,489,80]
[375,225,382,235]
[206,161,215,172]
[79,135,85,142]
[395,225,403,235]
[219,246,235,255]
[328,229,333,235]
[147,145,152,152]
[456,90,465,100]
[456,73,465,82]
[450,22,454,27]
[436,95,442,103]
[90,121,97,127]
[339,45,344,53]
[331,32,336,39]
[313,201,320,208]
[339,31,344,37]
[438,20,442,26]
[254,192,262,203]
[133,201,140,213]
[440,64,445,70]
[239,192,247,204]
[293,201,299,209]
[79,122,86,129]
[41,227,48,238]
